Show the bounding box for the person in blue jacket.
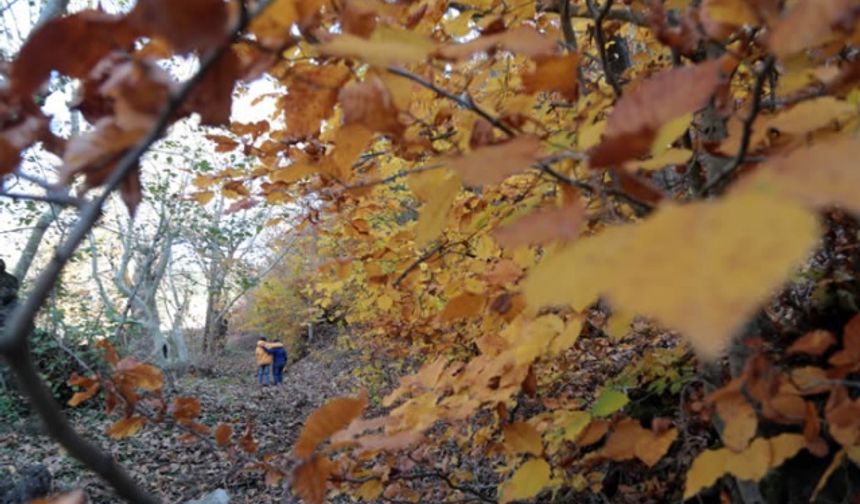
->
[264,341,288,386]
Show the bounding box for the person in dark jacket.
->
[264,341,288,386]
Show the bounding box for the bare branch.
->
[587,0,623,97]
[702,56,775,196]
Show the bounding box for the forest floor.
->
[0,339,366,504]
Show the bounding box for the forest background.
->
[2,0,860,503]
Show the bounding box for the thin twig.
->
[702,56,775,196]
[386,66,517,138]
[0,190,85,208]
[587,0,623,97]
[542,0,648,27]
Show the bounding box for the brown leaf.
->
[589,58,729,168]
[503,421,543,456]
[171,396,201,423]
[96,339,120,367]
[293,391,368,458]
[214,423,233,447]
[28,489,86,504]
[339,75,404,138]
[829,313,860,368]
[493,200,585,249]
[128,0,228,54]
[240,420,258,453]
[184,48,240,126]
[292,455,334,504]
[206,134,239,152]
[448,135,543,186]
[787,330,837,357]
[768,0,857,59]
[11,11,136,96]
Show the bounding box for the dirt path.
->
[0,345,363,503]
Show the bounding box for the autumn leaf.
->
[503,421,543,456]
[438,26,557,60]
[409,169,461,248]
[28,490,87,504]
[11,10,136,96]
[171,396,202,423]
[115,357,164,391]
[319,26,436,66]
[684,434,806,499]
[589,58,730,168]
[787,330,837,356]
[67,374,100,407]
[524,190,819,359]
[522,53,580,101]
[108,416,146,439]
[768,0,856,59]
[500,458,552,503]
[293,391,368,458]
[448,135,543,186]
[214,423,232,447]
[714,391,758,451]
[292,455,335,504]
[493,200,585,249]
[128,0,228,54]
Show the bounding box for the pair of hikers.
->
[255,336,287,386]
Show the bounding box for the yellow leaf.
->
[635,148,692,171]
[715,392,758,452]
[550,317,582,355]
[319,27,436,67]
[605,310,634,341]
[500,458,552,503]
[332,124,373,181]
[651,113,692,155]
[249,0,297,46]
[409,170,460,247]
[377,295,394,310]
[192,191,215,205]
[578,119,605,151]
[525,190,819,359]
[748,136,860,214]
[108,416,146,439]
[684,433,806,499]
[356,479,384,501]
[503,421,543,456]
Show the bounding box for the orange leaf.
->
[293,391,368,458]
[522,53,580,101]
[108,416,146,439]
[292,455,335,504]
[128,0,228,54]
[439,292,485,322]
[787,330,837,356]
[115,358,164,391]
[589,58,729,168]
[28,489,87,504]
[96,339,120,367]
[240,420,258,453]
[172,396,201,423]
[214,423,233,447]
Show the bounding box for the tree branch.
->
[0,1,277,502]
[386,66,517,138]
[702,56,775,196]
[587,0,623,97]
